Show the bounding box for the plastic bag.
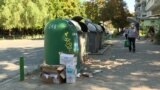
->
[124,40,129,47]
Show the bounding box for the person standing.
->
[123,27,129,39]
[127,23,138,52]
[148,26,155,42]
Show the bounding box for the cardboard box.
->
[40,64,65,73]
[40,64,66,84]
[66,64,77,83]
[40,73,54,83]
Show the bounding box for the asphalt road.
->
[0,39,44,82]
[1,37,160,90]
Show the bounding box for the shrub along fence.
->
[0,28,44,39]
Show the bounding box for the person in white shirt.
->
[127,23,138,52]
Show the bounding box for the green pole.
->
[20,57,24,81]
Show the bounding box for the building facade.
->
[135,0,160,18]
[135,0,160,33]
[135,0,147,19]
[145,0,160,17]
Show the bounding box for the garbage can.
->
[94,24,103,49]
[86,23,98,53]
[68,19,88,66]
[44,18,79,66]
[99,24,106,46]
[77,21,88,63]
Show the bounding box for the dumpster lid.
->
[45,18,68,31]
[69,20,82,32]
[87,23,97,32]
[85,19,92,24]
[78,22,88,32]
[72,16,83,22]
[94,24,103,32]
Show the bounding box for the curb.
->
[88,45,111,55]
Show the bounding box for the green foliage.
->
[84,1,97,21]
[105,0,130,29]
[0,0,85,29]
[84,0,130,28]
[0,0,86,38]
[84,0,106,22]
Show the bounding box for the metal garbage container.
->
[68,19,88,67]
[77,21,88,63]
[99,24,106,46]
[94,24,103,49]
[86,23,98,53]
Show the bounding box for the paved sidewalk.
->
[0,37,160,90]
[0,40,44,82]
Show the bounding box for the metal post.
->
[20,57,24,81]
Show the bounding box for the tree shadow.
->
[1,38,160,90]
[85,39,160,90]
[0,47,44,82]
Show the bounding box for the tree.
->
[96,0,108,22]
[84,1,99,22]
[0,0,86,38]
[105,0,130,30]
[83,0,108,23]
[56,0,84,18]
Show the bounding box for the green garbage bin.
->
[44,18,79,67]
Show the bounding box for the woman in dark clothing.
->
[148,26,155,42]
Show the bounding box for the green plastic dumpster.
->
[44,18,80,67]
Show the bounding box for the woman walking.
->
[127,23,138,52]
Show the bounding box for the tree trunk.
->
[9,29,11,36]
